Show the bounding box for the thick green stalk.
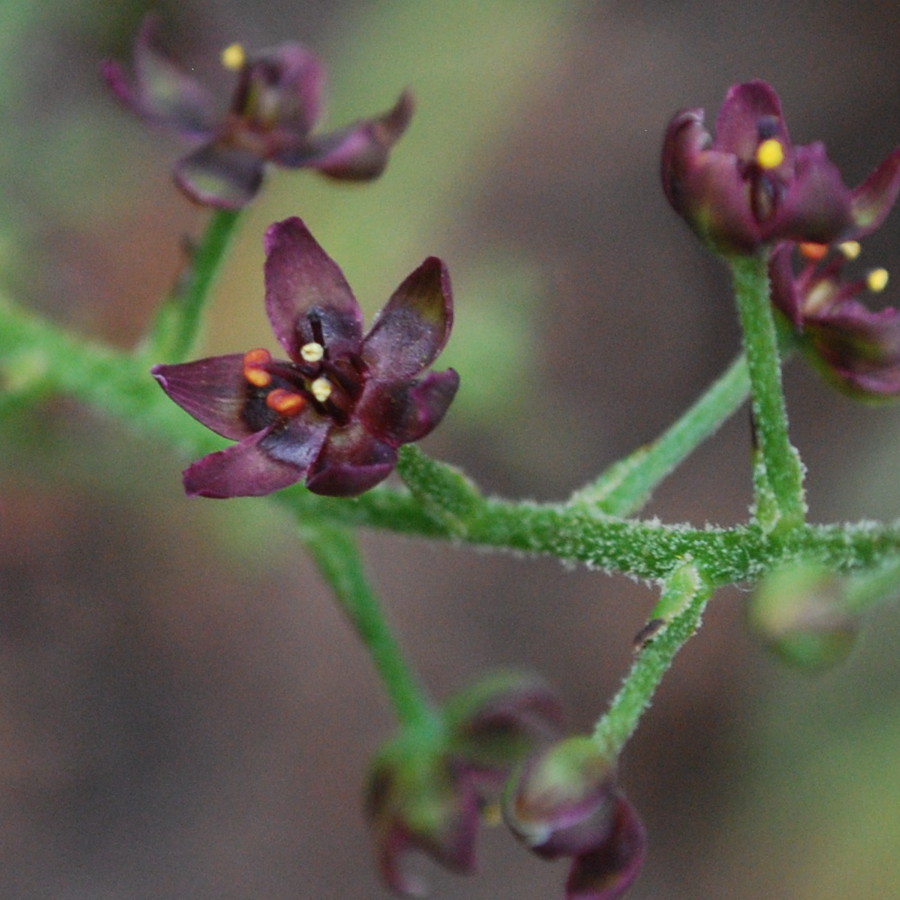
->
[572,353,750,516]
[592,563,711,759]
[730,253,806,532]
[299,523,436,729]
[141,208,243,363]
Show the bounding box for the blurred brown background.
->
[2,1,900,897]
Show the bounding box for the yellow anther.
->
[867,267,889,293]
[242,348,272,387]
[839,240,861,261]
[310,376,333,403]
[265,388,306,417]
[756,138,785,170]
[300,341,325,363]
[221,43,246,71]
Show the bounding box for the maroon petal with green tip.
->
[287,90,415,179]
[363,256,453,380]
[848,147,900,238]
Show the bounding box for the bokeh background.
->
[2,1,900,897]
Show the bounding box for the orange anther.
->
[265,388,306,416]
[799,242,828,261]
[243,348,272,387]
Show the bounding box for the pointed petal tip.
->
[849,146,900,238]
[300,88,416,182]
[361,257,454,380]
[263,217,363,357]
[263,215,311,254]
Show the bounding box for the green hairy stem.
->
[1,219,897,734]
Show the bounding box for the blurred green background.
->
[2,1,900,897]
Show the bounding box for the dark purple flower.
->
[367,748,480,898]
[366,672,564,896]
[152,217,458,498]
[102,17,413,208]
[661,80,900,255]
[770,240,900,398]
[504,737,646,900]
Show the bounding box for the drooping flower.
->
[366,672,564,896]
[102,16,413,208]
[661,80,900,256]
[770,240,900,398]
[503,736,646,900]
[152,217,458,498]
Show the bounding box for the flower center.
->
[240,346,365,429]
[798,242,891,317]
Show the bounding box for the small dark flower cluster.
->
[105,18,452,498]
[366,675,645,900]
[661,80,900,397]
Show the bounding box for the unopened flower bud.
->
[748,561,858,670]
